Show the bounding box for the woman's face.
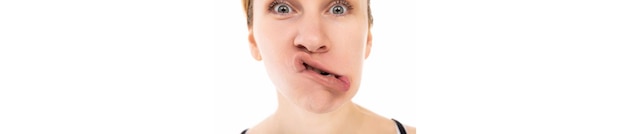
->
[249,0,371,113]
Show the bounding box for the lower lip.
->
[302,69,350,92]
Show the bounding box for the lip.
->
[292,53,350,92]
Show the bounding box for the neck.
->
[270,93,366,134]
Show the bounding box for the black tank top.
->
[241,118,407,134]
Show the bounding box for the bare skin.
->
[246,94,416,134]
[245,0,415,133]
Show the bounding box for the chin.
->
[298,89,348,114]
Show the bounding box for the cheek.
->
[252,22,298,83]
[327,23,369,66]
[253,19,296,58]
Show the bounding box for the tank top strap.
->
[392,118,407,134]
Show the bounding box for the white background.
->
[1,0,215,133]
[0,0,625,134]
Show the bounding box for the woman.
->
[240,0,416,133]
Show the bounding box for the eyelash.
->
[268,0,353,15]
[331,0,353,14]
[268,0,291,14]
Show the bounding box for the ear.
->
[249,30,262,61]
[365,30,372,59]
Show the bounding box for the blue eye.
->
[274,4,291,14]
[330,5,346,15]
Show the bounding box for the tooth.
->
[305,64,335,77]
[313,68,322,73]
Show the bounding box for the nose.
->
[293,15,330,53]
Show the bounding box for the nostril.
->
[316,46,329,53]
[297,45,308,51]
[296,44,328,53]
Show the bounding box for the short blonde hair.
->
[242,0,373,28]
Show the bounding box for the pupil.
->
[333,6,343,14]
[278,6,288,13]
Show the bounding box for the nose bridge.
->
[294,12,329,53]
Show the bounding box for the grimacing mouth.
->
[303,62,340,79]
